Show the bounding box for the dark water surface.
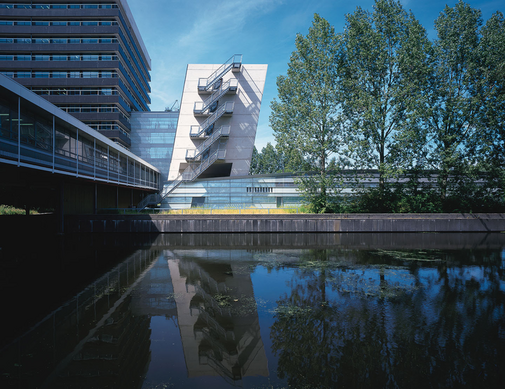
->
[1,233,504,389]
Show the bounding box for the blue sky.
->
[127,0,502,150]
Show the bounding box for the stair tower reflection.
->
[168,255,268,384]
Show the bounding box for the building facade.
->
[0,0,151,149]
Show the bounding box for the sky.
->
[126,0,502,150]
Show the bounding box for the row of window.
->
[88,122,124,133]
[0,3,118,9]
[0,53,118,61]
[59,104,129,121]
[30,87,130,108]
[0,99,159,186]
[3,70,118,78]
[0,51,148,108]
[0,20,118,26]
[246,187,274,193]
[0,37,150,100]
[0,2,151,101]
[0,36,118,44]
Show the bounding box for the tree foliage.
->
[270,14,345,212]
[269,0,505,213]
[342,0,431,194]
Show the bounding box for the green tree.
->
[341,0,432,196]
[250,143,306,174]
[469,10,505,209]
[270,14,345,213]
[417,1,504,206]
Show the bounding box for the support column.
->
[94,183,98,215]
[57,181,64,234]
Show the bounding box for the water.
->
[1,233,504,389]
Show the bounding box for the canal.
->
[1,233,504,388]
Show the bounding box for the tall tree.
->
[270,14,345,213]
[469,10,505,208]
[341,0,431,195]
[418,1,494,203]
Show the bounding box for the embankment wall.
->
[64,213,505,233]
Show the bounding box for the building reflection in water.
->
[167,250,269,385]
[0,248,160,389]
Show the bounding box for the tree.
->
[415,1,505,206]
[270,14,345,213]
[341,0,431,196]
[469,10,505,209]
[250,143,306,175]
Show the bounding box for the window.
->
[52,55,67,61]
[51,72,67,78]
[82,72,99,78]
[15,55,30,61]
[33,21,49,26]
[82,55,99,61]
[34,55,50,61]
[16,72,31,78]
[51,21,67,26]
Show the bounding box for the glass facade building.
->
[0,0,151,150]
[162,173,302,210]
[130,111,178,185]
[0,73,160,190]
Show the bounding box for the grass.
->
[0,205,39,215]
[159,206,303,215]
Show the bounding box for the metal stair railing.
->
[182,148,224,182]
[198,54,242,92]
[194,79,238,115]
[136,192,162,210]
[158,149,226,201]
[190,102,234,138]
[186,126,230,161]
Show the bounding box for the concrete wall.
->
[65,213,505,233]
[169,63,268,180]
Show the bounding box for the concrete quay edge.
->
[64,213,505,233]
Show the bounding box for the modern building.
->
[0,0,278,212]
[0,0,151,149]
[135,56,269,209]
[0,72,160,214]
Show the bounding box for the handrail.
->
[186,126,230,161]
[198,54,242,92]
[194,79,238,114]
[190,102,234,138]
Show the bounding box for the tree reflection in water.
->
[270,249,505,389]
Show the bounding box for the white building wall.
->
[168,63,267,181]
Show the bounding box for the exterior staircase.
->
[136,55,241,210]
